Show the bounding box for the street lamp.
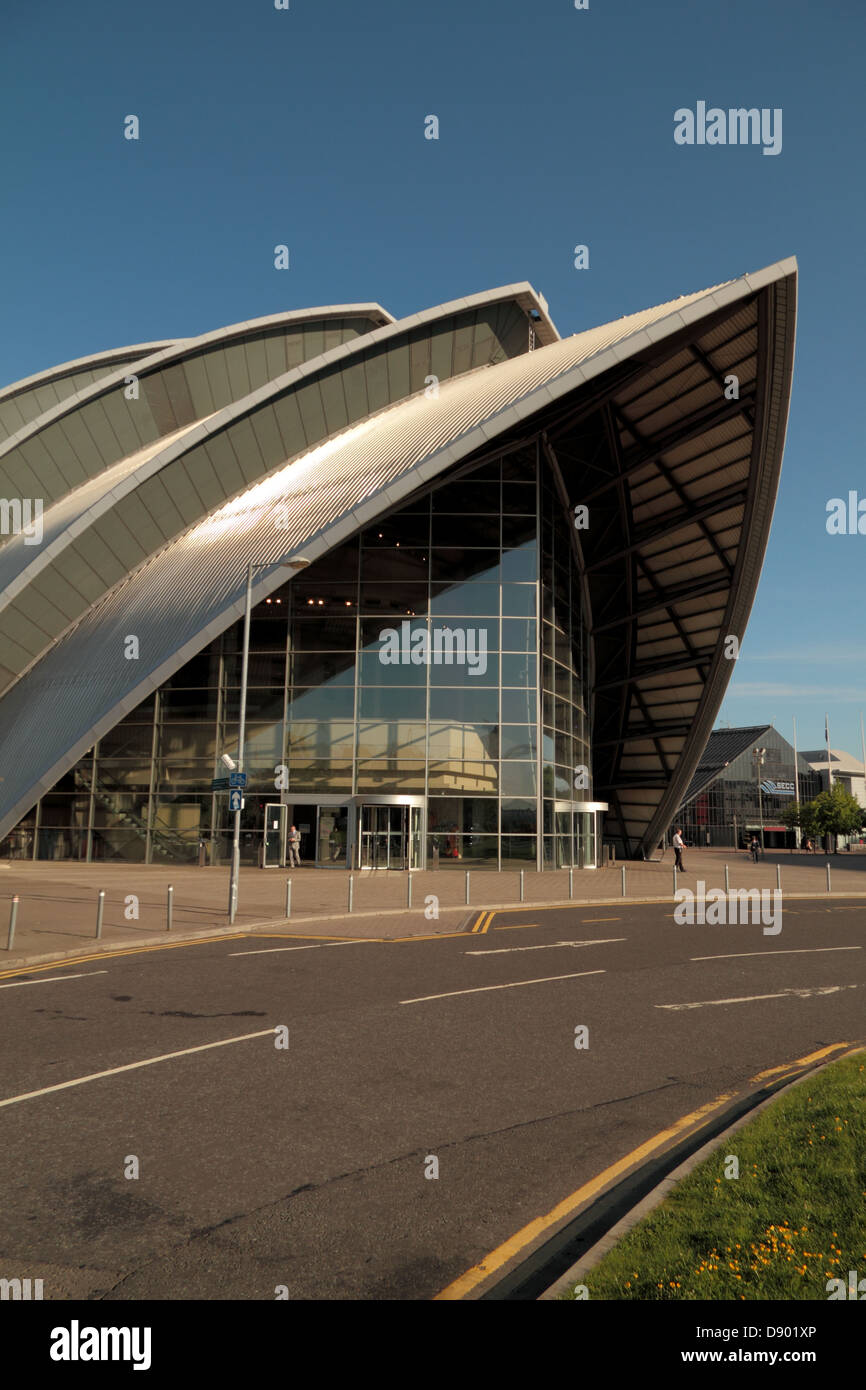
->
[227,556,310,922]
[752,746,767,852]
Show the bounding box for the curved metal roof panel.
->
[0,287,553,693]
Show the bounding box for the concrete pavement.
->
[1,849,865,968]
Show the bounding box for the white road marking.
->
[691,947,861,962]
[657,984,860,1012]
[229,940,374,956]
[0,1028,275,1110]
[465,938,626,956]
[401,970,604,1005]
[0,970,108,991]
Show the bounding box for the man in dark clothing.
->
[672,827,686,871]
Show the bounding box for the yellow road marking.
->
[435,1040,855,1301]
[0,934,251,982]
[749,1041,850,1084]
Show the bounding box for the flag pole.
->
[792,715,800,849]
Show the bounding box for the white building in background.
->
[801,749,866,806]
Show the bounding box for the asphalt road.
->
[1,897,864,1300]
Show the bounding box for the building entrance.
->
[358,804,422,870]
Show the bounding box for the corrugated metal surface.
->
[0,289,552,696]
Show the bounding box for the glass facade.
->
[3,445,599,868]
[678,727,822,850]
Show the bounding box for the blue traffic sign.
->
[229,789,243,812]
[229,772,247,788]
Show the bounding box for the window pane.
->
[500,761,536,796]
[222,689,284,721]
[501,514,536,548]
[432,481,500,513]
[501,618,535,651]
[291,616,356,650]
[501,482,536,514]
[360,548,429,582]
[428,687,498,722]
[430,582,499,617]
[427,723,498,760]
[157,725,218,760]
[501,800,536,834]
[291,582,358,615]
[500,545,536,582]
[359,582,429,617]
[500,835,536,863]
[429,654,498,686]
[362,514,430,547]
[501,689,535,723]
[431,514,500,547]
[356,761,426,792]
[288,687,354,720]
[358,688,426,719]
[501,583,536,617]
[286,763,353,792]
[500,725,536,759]
[427,797,498,833]
[427,762,498,793]
[290,651,354,686]
[161,689,220,720]
[360,651,427,685]
[501,653,536,687]
[287,722,355,757]
[356,721,427,758]
[429,551,499,583]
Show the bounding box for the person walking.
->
[749,835,760,863]
[288,823,302,868]
[672,827,686,872]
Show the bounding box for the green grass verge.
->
[562,1052,866,1300]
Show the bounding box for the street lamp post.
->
[753,746,767,852]
[227,556,309,923]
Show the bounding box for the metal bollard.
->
[348,874,354,913]
[95,889,105,939]
[166,884,173,931]
[724,863,729,893]
[569,867,574,900]
[673,865,677,896]
[7,895,19,950]
[621,864,626,898]
[285,879,292,919]
[519,869,524,903]
[407,873,413,909]
[465,870,470,906]
[826,862,831,894]
[776,864,781,891]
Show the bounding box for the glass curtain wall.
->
[9,445,593,867]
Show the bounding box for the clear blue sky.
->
[1,0,864,759]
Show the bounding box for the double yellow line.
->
[470,910,495,934]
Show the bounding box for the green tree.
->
[810,783,866,851]
[780,800,818,838]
